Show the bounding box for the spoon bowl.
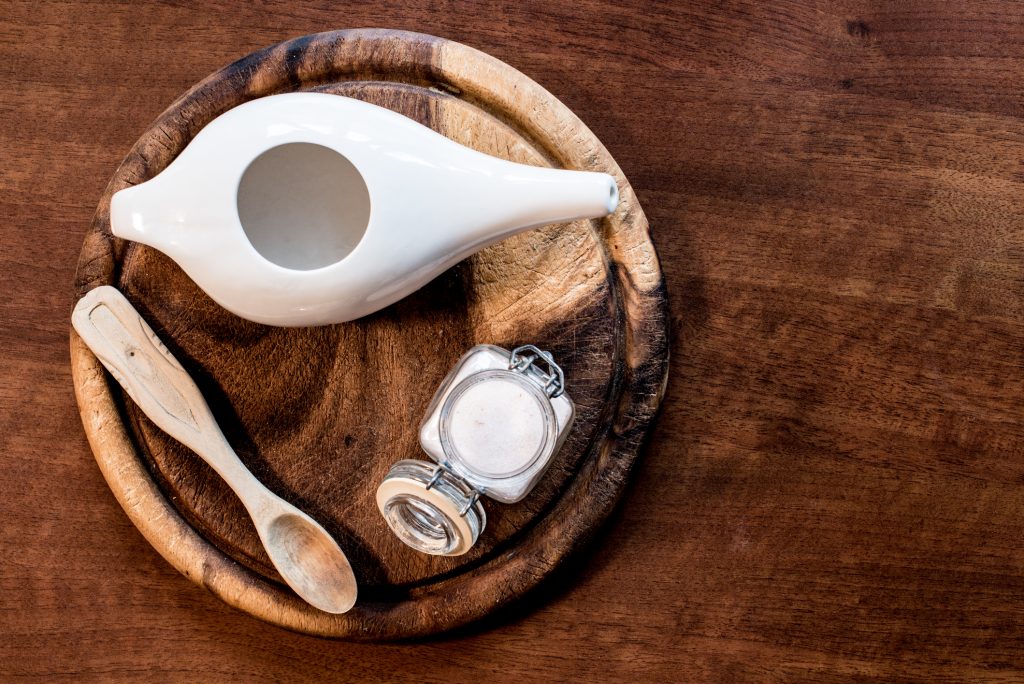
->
[262,512,357,614]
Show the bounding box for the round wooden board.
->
[70,29,669,639]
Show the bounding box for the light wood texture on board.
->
[3,0,1024,679]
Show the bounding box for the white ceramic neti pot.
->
[111,93,619,326]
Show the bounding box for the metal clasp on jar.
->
[509,344,565,398]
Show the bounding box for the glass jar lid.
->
[375,460,486,556]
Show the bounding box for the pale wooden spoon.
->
[72,285,357,614]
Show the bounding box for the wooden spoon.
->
[72,285,357,613]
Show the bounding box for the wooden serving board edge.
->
[70,29,670,639]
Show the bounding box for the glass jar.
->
[376,344,575,556]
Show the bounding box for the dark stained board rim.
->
[70,28,669,639]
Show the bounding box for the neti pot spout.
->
[106,92,620,326]
[420,150,620,260]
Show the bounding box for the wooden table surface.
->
[3,1,1023,680]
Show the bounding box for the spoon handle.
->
[71,286,259,493]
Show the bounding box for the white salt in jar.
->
[377,344,575,556]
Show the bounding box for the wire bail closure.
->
[424,463,481,518]
[509,344,565,398]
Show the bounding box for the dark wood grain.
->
[2,0,1024,679]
